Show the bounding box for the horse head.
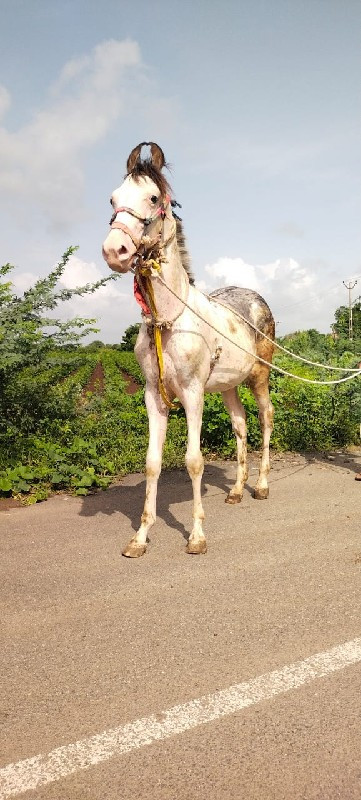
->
[102,141,172,273]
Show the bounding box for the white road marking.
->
[1,637,361,798]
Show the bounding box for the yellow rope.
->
[140,261,180,410]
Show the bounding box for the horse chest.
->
[164,337,211,383]
[135,326,211,386]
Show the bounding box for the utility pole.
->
[343,279,357,339]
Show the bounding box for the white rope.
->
[209,296,360,373]
[154,274,361,387]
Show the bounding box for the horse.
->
[102,141,275,557]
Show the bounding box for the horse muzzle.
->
[102,229,136,273]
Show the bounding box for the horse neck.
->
[150,216,189,322]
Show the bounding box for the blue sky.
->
[1,0,360,340]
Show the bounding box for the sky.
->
[1,0,360,341]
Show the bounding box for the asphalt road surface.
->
[1,450,361,800]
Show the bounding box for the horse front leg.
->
[183,390,207,555]
[122,386,168,558]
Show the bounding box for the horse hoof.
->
[122,541,147,558]
[225,493,242,504]
[254,487,269,500]
[186,539,207,555]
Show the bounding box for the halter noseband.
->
[109,194,171,249]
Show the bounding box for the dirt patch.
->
[82,362,105,395]
[0,497,23,512]
[81,364,139,396]
[120,370,140,395]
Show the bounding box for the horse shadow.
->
[78,462,254,542]
[302,448,361,477]
[78,448,361,542]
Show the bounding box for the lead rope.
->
[137,260,181,409]
[210,297,360,373]
[152,273,361,387]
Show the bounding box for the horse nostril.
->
[118,245,128,257]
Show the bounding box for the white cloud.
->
[10,256,126,303]
[12,253,353,342]
[10,256,137,342]
[205,257,260,291]
[203,255,338,334]
[52,55,91,92]
[59,257,139,341]
[60,255,127,305]
[11,270,39,293]
[0,39,143,228]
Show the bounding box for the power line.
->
[275,271,361,313]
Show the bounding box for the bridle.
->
[107,190,182,410]
[109,193,175,252]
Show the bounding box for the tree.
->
[120,323,141,351]
[84,340,105,352]
[332,299,361,340]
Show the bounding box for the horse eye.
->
[110,198,113,206]
[150,195,158,204]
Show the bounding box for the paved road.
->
[1,450,361,799]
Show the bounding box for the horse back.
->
[209,287,274,338]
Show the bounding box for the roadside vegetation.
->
[1,251,360,502]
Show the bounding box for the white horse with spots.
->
[102,142,275,557]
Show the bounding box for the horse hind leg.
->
[222,388,248,504]
[248,366,274,500]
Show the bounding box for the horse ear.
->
[126,141,166,173]
[150,142,165,171]
[126,143,144,174]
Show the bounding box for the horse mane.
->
[127,160,195,286]
[174,217,195,285]
[126,160,171,197]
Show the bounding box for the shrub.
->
[1,260,360,503]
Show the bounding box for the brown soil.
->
[0,497,23,512]
[82,362,105,395]
[81,364,140,396]
[120,370,140,395]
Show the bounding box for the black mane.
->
[128,161,194,285]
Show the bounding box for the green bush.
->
[1,258,360,502]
